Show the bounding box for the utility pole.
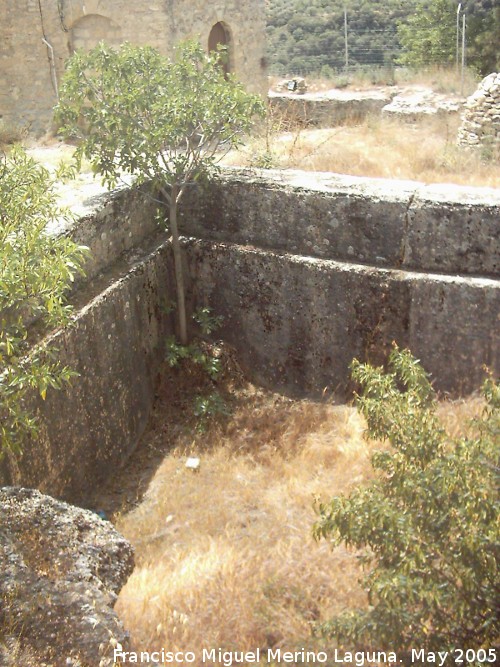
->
[344,5,349,76]
[456,3,462,72]
[461,12,466,95]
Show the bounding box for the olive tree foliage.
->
[55,41,265,344]
[314,347,499,658]
[397,0,457,68]
[0,148,87,455]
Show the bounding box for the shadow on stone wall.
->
[1,169,498,502]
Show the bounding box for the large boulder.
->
[0,487,134,667]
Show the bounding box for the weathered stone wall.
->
[0,181,169,502]
[185,240,499,398]
[458,72,500,155]
[179,169,500,277]
[0,169,498,501]
[268,89,392,127]
[268,87,463,128]
[180,170,499,397]
[0,0,267,135]
[0,236,175,502]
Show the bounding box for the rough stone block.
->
[0,487,134,667]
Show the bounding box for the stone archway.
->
[208,22,232,76]
[69,14,122,53]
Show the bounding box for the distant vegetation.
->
[266,0,499,77]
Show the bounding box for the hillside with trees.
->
[463,0,500,74]
[266,0,499,77]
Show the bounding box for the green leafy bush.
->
[193,307,224,337]
[314,347,499,658]
[0,147,87,454]
[193,392,230,432]
[165,309,229,430]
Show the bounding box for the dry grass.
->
[392,66,479,96]
[112,359,485,662]
[228,113,500,188]
[269,66,479,96]
[0,121,28,151]
[115,392,372,657]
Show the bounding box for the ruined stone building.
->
[1,0,267,135]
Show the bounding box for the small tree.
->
[397,0,457,68]
[0,147,87,455]
[55,41,264,344]
[314,347,499,658]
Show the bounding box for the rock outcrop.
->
[457,72,500,155]
[0,487,134,667]
[382,86,462,120]
[268,87,392,127]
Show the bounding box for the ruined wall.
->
[180,170,500,397]
[0,180,176,502]
[0,237,175,502]
[0,170,498,501]
[268,89,392,127]
[185,240,499,398]
[179,169,500,277]
[457,72,500,156]
[268,87,462,128]
[0,0,267,135]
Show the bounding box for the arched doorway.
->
[69,14,122,53]
[208,22,232,77]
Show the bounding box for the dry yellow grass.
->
[112,363,485,662]
[115,393,372,658]
[228,113,500,188]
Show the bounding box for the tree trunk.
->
[164,183,188,345]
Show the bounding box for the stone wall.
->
[268,89,393,127]
[0,182,176,502]
[0,238,175,502]
[457,72,500,156]
[0,0,267,135]
[268,87,463,128]
[180,169,499,397]
[185,240,499,398]
[0,169,498,501]
[179,169,500,277]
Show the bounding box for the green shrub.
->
[0,147,88,454]
[165,308,229,430]
[314,347,499,660]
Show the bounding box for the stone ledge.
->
[180,167,500,278]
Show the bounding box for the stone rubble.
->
[457,72,500,155]
[382,86,462,119]
[275,77,308,94]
